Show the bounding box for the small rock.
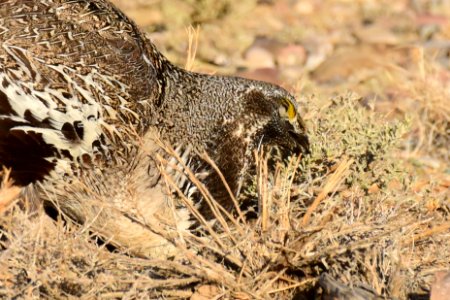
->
[304,38,333,72]
[237,67,281,85]
[319,273,384,300]
[431,272,450,300]
[244,46,275,69]
[295,2,315,15]
[367,183,380,194]
[212,53,230,66]
[276,44,306,67]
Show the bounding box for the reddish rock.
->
[276,44,307,67]
[237,67,281,85]
[243,46,275,69]
[431,271,450,300]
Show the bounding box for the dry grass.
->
[1,93,448,299]
[185,25,200,71]
[0,169,21,214]
[1,0,449,299]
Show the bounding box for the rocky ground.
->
[1,0,449,299]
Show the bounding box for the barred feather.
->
[0,0,309,258]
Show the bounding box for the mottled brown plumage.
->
[0,0,309,257]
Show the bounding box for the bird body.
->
[0,0,309,257]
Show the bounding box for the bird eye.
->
[280,98,297,122]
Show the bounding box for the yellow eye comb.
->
[281,98,297,121]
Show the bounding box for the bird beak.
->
[288,113,310,155]
[289,130,310,155]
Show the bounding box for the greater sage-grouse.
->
[0,0,309,257]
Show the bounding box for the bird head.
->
[239,87,310,158]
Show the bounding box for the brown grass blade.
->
[301,157,354,226]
